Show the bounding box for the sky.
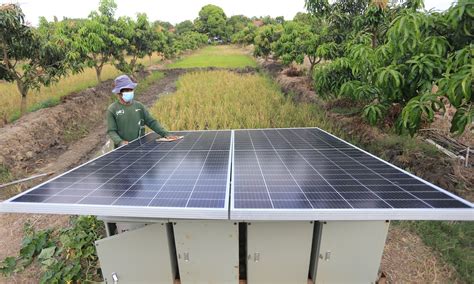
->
[0,0,457,26]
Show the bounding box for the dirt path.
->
[0,70,181,283]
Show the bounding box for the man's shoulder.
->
[133,101,145,108]
[107,101,120,112]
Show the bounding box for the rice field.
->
[167,46,257,69]
[150,70,330,131]
[0,54,162,122]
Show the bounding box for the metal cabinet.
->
[173,220,239,284]
[311,221,389,284]
[95,223,177,284]
[246,221,314,284]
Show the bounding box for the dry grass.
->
[150,70,330,131]
[0,54,161,122]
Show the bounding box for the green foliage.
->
[311,0,473,135]
[114,13,163,74]
[226,15,251,40]
[174,31,208,52]
[195,4,227,39]
[273,18,333,73]
[175,20,195,35]
[231,23,257,46]
[0,216,104,282]
[0,223,54,276]
[253,24,283,59]
[72,0,123,82]
[0,4,72,116]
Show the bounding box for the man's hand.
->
[165,136,180,141]
[120,140,129,146]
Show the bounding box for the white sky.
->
[1,0,456,26]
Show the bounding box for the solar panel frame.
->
[0,130,233,220]
[230,128,473,221]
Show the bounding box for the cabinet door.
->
[247,221,314,284]
[95,223,176,284]
[313,221,389,284]
[173,220,239,284]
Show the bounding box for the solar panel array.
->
[231,129,472,220]
[5,131,232,219]
[1,128,472,221]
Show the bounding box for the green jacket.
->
[106,100,168,147]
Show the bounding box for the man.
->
[107,74,177,147]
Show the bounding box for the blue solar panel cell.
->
[4,130,232,219]
[231,128,473,220]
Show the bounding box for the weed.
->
[395,221,474,283]
[0,216,105,283]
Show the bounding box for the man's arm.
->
[142,105,169,137]
[106,110,124,146]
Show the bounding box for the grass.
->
[150,70,331,131]
[167,45,257,69]
[135,71,165,97]
[395,221,474,283]
[0,54,162,123]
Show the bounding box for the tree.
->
[226,15,251,40]
[174,31,208,52]
[231,23,257,46]
[73,0,123,82]
[253,24,283,60]
[273,20,336,74]
[195,4,227,39]
[175,20,194,35]
[312,0,473,135]
[0,4,71,116]
[153,20,173,31]
[114,13,160,74]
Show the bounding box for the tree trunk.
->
[95,65,102,83]
[371,31,377,48]
[130,56,137,74]
[308,57,321,77]
[20,94,27,116]
[17,81,28,116]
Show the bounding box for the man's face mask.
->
[122,91,134,103]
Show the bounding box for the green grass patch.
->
[168,46,256,69]
[0,165,12,184]
[135,71,165,96]
[395,221,474,283]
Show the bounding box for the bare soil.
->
[380,225,462,284]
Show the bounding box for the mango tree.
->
[273,19,337,75]
[194,4,227,40]
[74,0,122,82]
[253,24,283,60]
[114,13,159,74]
[0,4,70,116]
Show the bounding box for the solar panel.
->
[231,128,473,220]
[1,130,232,219]
[1,128,472,221]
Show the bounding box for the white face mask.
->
[122,91,134,103]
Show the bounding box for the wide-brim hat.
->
[112,75,138,94]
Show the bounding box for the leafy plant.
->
[0,216,104,283]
